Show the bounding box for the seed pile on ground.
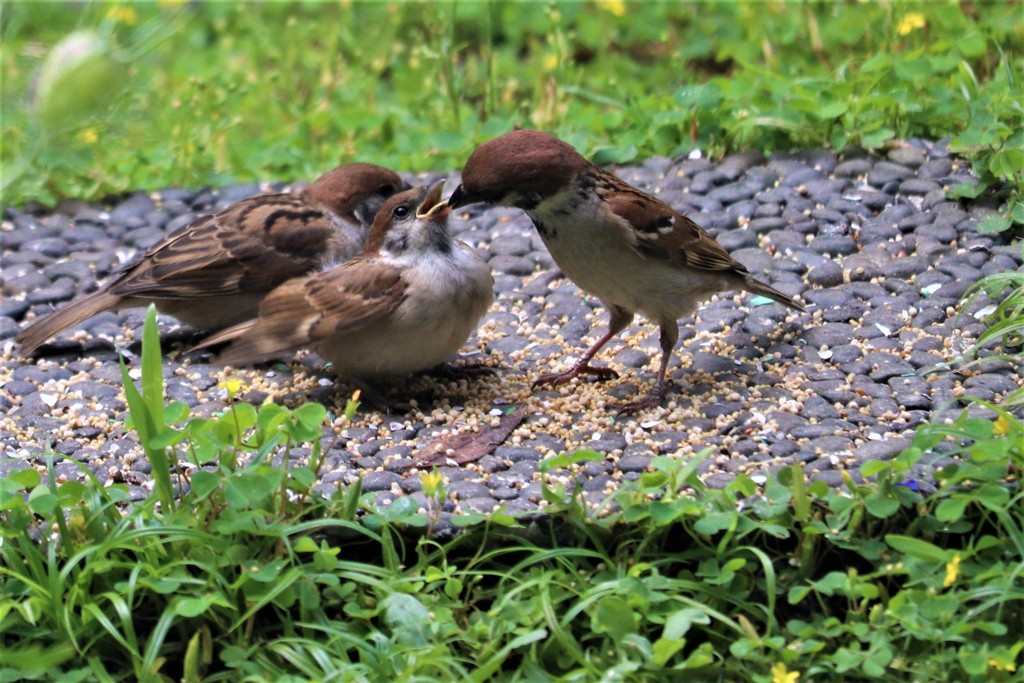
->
[2,141,1021,522]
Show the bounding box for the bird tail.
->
[743,276,805,312]
[16,290,122,355]
[190,320,265,365]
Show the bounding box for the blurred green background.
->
[1,1,1021,208]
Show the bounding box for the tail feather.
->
[743,276,805,312]
[16,290,122,355]
[190,320,273,366]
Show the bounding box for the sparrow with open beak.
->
[16,163,405,354]
[196,182,494,388]
[448,129,804,413]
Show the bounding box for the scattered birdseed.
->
[2,142,1022,514]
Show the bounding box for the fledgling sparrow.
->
[16,163,405,354]
[195,182,494,385]
[448,129,804,413]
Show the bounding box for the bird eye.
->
[378,183,395,197]
[393,205,409,218]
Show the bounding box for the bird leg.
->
[428,360,497,381]
[617,321,679,415]
[532,305,632,389]
[348,380,414,414]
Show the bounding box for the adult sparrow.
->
[448,129,804,413]
[16,163,405,354]
[196,182,493,384]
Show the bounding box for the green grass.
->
[3,4,1024,679]
[2,1,1022,215]
[2,306,1023,681]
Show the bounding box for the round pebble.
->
[1,145,1020,516]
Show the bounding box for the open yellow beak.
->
[416,181,451,220]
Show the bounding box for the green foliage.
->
[2,1,1021,215]
[959,267,1024,362]
[2,304,1023,680]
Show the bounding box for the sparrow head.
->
[365,181,453,258]
[305,162,407,227]
[448,129,590,211]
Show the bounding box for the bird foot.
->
[429,361,497,381]
[349,382,414,414]
[616,384,666,416]
[532,362,619,390]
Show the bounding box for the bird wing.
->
[605,182,749,275]
[110,194,339,299]
[206,259,406,365]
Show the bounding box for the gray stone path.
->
[2,140,1021,517]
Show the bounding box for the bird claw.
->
[615,385,666,416]
[349,382,413,414]
[430,361,497,381]
[532,363,619,390]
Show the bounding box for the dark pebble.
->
[617,454,653,472]
[834,159,872,177]
[809,234,858,255]
[447,481,490,500]
[0,318,21,339]
[22,238,71,258]
[489,255,536,276]
[807,262,843,287]
[854,438,911,462]
[691,353,740,376]
[362,471,402,492]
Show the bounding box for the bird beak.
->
[416,181,450,220]
[446,184,482,210]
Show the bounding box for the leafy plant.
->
[3,307,1021,680]
[2,1,1021,218]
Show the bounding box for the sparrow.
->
[16,162,406,355]
[195,182,494,384]
[448,129,804,413]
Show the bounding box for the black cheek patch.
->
[385,235,408,253]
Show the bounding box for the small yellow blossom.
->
[76,127,99,145]
[994,415,1014,436]
[598,0,627,17]
[421,470,444,497]
[107,5,138,25]
[544,54,559,71]
[988,657,1017,672]
[217,379,246,396]
[772,662,800,683]
[944,553,961,587]
[896,12,926,36]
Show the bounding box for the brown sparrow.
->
[448,129,804,413]
[196,182,494,382]
[16,163,405,354]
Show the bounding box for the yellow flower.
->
[421,470,444,497]
[944,553,961,587]
[994,415,1014,436]
[76,127,99,145]
[772,662,799,683]
[544,54,559,71]
[217,379,246,396]
[598,0,627,17]
[988,657,1017,672]
[107,5,138,25]
[896,12,926,36]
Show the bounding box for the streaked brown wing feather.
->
[213,260,406,365]
[604,177,748,275]
[111,194,336,299]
